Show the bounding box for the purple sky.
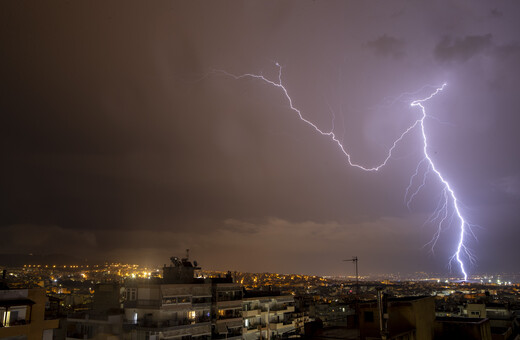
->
[1,2,519,277]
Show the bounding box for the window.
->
[0,309,26,327]
[192,297,211,304]
[178,296,191,304]
[163,296,191,305]
[0,309,10,326]
[126,288,137,301]
[163,298,175,305]
[218,309,241,319]
[364,311,374,323]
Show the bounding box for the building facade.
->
[124,283,212,340]
[242,292,297,340]
[122,257,242,340]
[0,288,60,340]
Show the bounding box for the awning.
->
[0,298,35,308]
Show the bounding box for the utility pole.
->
[344,256,359,294]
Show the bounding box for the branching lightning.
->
[216,64,474,280]
[411,90,475,280]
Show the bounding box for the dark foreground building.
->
[0,288,60,340]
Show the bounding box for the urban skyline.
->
[4,254,520,339]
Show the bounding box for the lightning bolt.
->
[215,63,474,280]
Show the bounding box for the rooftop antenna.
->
[344,256,359,294]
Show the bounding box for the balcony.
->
[217,307,242,321]
[245,323,262,332]
[190,296,212,309]
[242,309,260,317]
[161,322,211,338]
[260,306,295,315]
[0,318,29,327]
[216,290,242,302]
[133,316,210,331]
[0,300,34,327]
[269,320,295,331]
[124,299,161,308]
[217,300,242,309]
[213,327,242,340]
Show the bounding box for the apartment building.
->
[242,291,297,340]
[0,288,60,340]
[123,256,242,340]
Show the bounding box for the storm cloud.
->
[434,34,493,63]
[1,1,520,276]
[366,35,406,59]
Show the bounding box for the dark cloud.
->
[434,34,493,63]
[0,225,97,255]
[366,35,405,59]
[493,175,520,198]
[490,8,503,18]
[1,2,520,276]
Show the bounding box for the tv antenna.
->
[344,256,359,294]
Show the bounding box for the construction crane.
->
[344,256,359,294]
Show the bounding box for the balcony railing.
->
[218,312,242,320]
[261,305,295,313]
[266,321,295,331]
[246,323,261,330]
[272,304,295,311]
[242,309,260,317]
[134,316,211,329]
[1,319,29,327]
[213,328,242,339]
[124,299,161,308]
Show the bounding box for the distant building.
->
[357,293,497,340]
[65,313,124,340]
[434,317,492,340]
[92,282,121,315]
[0,288,60,340]
[462,303,487,318]
[63,283,124,340]
[309,302,353,327]
[358,295,435,340]
[459,302,514,339]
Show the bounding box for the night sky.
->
[1,2,520,277]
